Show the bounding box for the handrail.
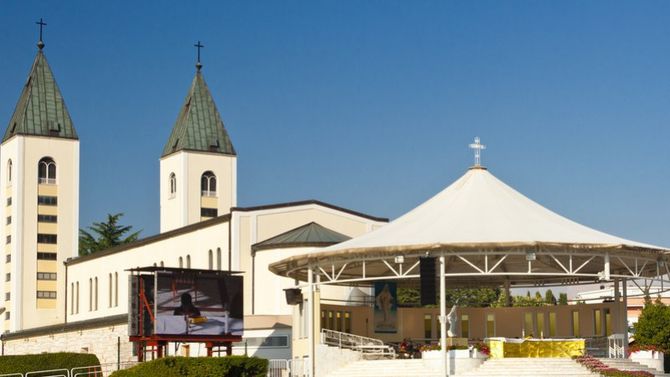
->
[321,328,395,358]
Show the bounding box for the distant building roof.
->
[252,222,351,252]
[3,50,78,142]
[162,69,235,157]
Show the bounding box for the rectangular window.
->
[605,308,612,336]
[6,216,10,225]
[36,290,57,299]
[593,309,602,336]
[572,311,580,337]
[321,310,326,330]
[37,233,57,244]
[5,235,10,244]
[6,197,11,206]
[233,336,289,348]
[549,312,557,337]
[4,311,9,320]
[37,252,57,260]
[37,214,57,223]
[486,314,495,337]
[37,272,57,280]
[5,292,9,301]
[335,311,341,331]
[200,207,218,217]
[424,314,432,339]
[328,311,334,330]
[461,314,470,339]
[37,196,57,206]
[524,312,534,337]
[537,312,545,338]
[5,254,10,263]
[5,273,9,282]
[344,312,351,333]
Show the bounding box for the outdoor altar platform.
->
[486,337,585,358]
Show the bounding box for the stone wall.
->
[2,323,134,367]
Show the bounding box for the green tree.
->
[545,289,556,305]
[79,213,141,256]
[397,288,420,306]
[558,293,568,305]
[633,297,670,351]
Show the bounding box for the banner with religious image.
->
[374,281,397,333]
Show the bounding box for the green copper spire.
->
[3,45,78,142]
[162,47,235,158]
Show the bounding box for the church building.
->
[0,31,386,363]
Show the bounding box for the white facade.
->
[159,150,237,233]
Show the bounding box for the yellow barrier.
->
[486,338,585,358]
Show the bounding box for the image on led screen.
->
[154,273,243,336]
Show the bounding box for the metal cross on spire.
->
[36,18,47,50]
[194,41,204,70]
[469,136,486,167]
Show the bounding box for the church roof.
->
[3,50,78,142]
[162,69,235,158]
[252,222,351,251]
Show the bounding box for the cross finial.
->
[194,41,204,70]
[468,136,486,167]
[36,18,47,50]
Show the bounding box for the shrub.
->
[634,298,670,352]
[109,356,268,377]
[0,352,100,375]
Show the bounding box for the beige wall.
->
[234,203,386,317]
[160,150,236,233]
[0,135,79,332]
[316,301,623,346]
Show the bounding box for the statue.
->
[446,300,458,337]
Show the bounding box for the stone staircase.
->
[460,358,599,376]
[325,359,441,377]
[598,358,670,377]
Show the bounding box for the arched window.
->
[114,272,118,307]
[89,278,93,311]
[201,171,216,196]
[208,250,213,270]
[179,257,183,268]
[169,173,176,198]
[216,248,222,270]
[7,159,12,184]
[71,282,74,314]
[160,261,164,267]
[186,255,191,268]
[38,157,56,184]
[94,277,98,311]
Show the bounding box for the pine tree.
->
[79,213,141,256]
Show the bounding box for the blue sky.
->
[0,1,668,246]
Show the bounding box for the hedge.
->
[0,352,100,375]
[109,356,268,377]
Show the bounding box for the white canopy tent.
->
[271,162,670,376]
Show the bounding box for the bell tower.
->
[160,42,236,233]
[0,20,80,332]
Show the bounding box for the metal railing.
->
[267,359,307,377]
[38,178,56,185]
[321,329,395,358]
[201,190,217,197]
[608,334,626,358]
[1,361,138,377]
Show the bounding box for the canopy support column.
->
[308,267,315,377]
[504,280,512,307]
[622,278,629,355]
[439,254,447,376]
[613,279,621,332]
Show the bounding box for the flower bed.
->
[574,355,654,377]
